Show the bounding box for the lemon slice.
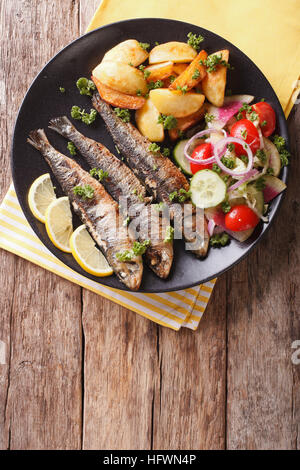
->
[45,197,73,253]
[70,225,113,277]
[28,173,56,223]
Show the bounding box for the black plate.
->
[11,18,288,293]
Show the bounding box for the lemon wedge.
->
[70,225,113,277]
[45,197,73,253]
[28,173,56,223]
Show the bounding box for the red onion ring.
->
[213,137,254,176]
[207,219,216,236]
[184,128,227,165]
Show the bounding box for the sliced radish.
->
[263,137,281,177]
[206,95,254,130]
[263,175,287,203]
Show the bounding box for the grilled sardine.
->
[48,116,173,278]
[27,129,143,290]
[92,93,209,257]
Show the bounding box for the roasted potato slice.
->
[169,50,207,92]
[149,42,197,64]
[172,63,189,75]
[149,89,205,118]
[144,61,174,82]
[168,105,207,140]
[92,76,146,109]
[102,39,149,66]
[135,99,164,142]
[92,60,148,96]
[201,50,229,107]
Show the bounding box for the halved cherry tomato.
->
[252,101,276,137]
[225,205,259,232]
[230,119,260,156]
[190,143,213,174]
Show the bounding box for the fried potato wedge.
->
[102,39,149,66]
[172,63,189,75]
[149,89,205,118]
[169,50,207,92]
[168,105,207,140]
[144,61,174,82]
[92,60,147,96]
[149,42,197,64]
[201,50,229,107]
[92,76,146,110]
[135,98,164,142]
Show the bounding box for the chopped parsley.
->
[192,69,200,80]
[123,216,130,226]
[114,107,131,122]
[169,188,191,203]
[266,167,274,175]
[272,134,291,167]
[157,114,177,130]
[187,32,204,51]
[89,168,109,182]
[255,149,267,164]
[255,176,266,191]
[59,86,65,93]
[116,240,151,261]
[200,53,233,73]
[139,42,150,51]
[241,129,248,140]
[76,77,96,97]
[136,89,142,96]
[212,163,221,174]
[155,41,160,46]
[154,202,165,211]
[67,141,76,156]
[169,75,176,83]
[149,143,161,154]
[162,147,171,157]
[221,156,235,169]
[240,154,249,165]
[261,120,267,127]
[164,226,174,243]
[221,201,231,214]
[176,85,188,95]
[227,143,235,152]
[71,106,97,125]
[205,113,215,124]
[147,80,164,90]
[236,103,252,120]
[73,184,94,199]
[210,232,230,248]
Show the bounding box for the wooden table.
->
[0,0,299,450]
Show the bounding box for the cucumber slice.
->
[190,169,227,208]
[247,185,264,215]
[173,139,192,175]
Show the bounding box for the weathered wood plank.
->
[152,277,227,450]
[82,296,158,449]
[226,105,300,450]
[0,0,83,449]
[79,0,159,450]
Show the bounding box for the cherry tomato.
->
[190,143,213,174]
[225,205,259,232]
[230,119,260,156]
[252,102,276,137]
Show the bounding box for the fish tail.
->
[48,116,73,136]
[27,129,50,151]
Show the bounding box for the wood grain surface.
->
[0,0,299,450]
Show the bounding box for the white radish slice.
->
[263,137,281,177]
[206,94,255,130]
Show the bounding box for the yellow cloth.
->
[0,0,298,330]
[88,0,300,115]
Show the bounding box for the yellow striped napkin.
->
[1,0,299,330]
